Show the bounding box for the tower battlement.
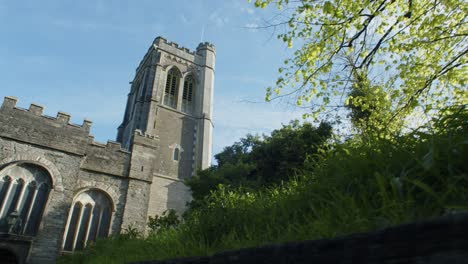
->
[197,42,216,53]
[135,37,215,74]
[153,36,197,55]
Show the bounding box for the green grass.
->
[59,107,468,264]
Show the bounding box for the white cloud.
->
[245,23,259,31]
[240,7,255,15]
[179,14,189,24]
[209,10,229,27]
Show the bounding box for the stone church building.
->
[0,37,215,264]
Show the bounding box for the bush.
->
[148,209,181,234]
[119,224,142,240]
[186,121,333,207]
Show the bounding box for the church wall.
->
[0,97,135,263]
[0,97,91,156]
[81,142,130,177]
[119,179,151,232]
[118,131,157,231]
[152,106,196,180]
[0,137,78,264]
[147,175,191,218]
[0,36,214,264]
[74,170,129,236]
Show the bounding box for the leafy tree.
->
[253,0,467,126]
[215,135,261,167]
[185,121,332,204]
[346,69,398,134]
[250,121,332,182]
[186,163,256,203]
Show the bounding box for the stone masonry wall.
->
[0,97,138,263]
[152,107,196,180]
[147,176,191,218]
[0,137,79,264]
[119,131,156,231]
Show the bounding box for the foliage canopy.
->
[185,121,332,204]
[253,0,467,125]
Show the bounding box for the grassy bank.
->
[60,108,468,264]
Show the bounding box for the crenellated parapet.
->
[1,96,93,133]
[135,37,200,74]
[0,96,118,151]
[87,137,130,153]
[128,130,160,183]
[0,96,92,155]
[134,129,157,139]
[0,96,132,177]
[132,129,159,151]
[81,138,131,177]
[133,37,216,84]
[196,41,216,53]
[153,36,196,55]
[195,41,216,70]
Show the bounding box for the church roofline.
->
[1,96,93,133]
[1,96,130,155]
[134,36,216,74]
[153,36,197,55]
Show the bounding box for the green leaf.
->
[323,1,334,14]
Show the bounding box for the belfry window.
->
[63,190,113,252]
[182,75,194,113]
[0,164,52,236]
[163,68,180,108]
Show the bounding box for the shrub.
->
[148,209,181,234]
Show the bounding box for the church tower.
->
[0,37,215,262]
[117,37,215,179]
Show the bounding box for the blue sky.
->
[0,0,306,158]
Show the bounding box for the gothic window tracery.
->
[182,75,195,114]
[0,164,52,236]
[63,189,113,252]
[163,68,181,109]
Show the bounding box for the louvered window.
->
[182,76,194,113]
[163,68,180,108]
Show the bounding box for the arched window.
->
[63,189,113,252]
[163,68,180,108]
[0,164,52,236]
[182,75,195,113]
